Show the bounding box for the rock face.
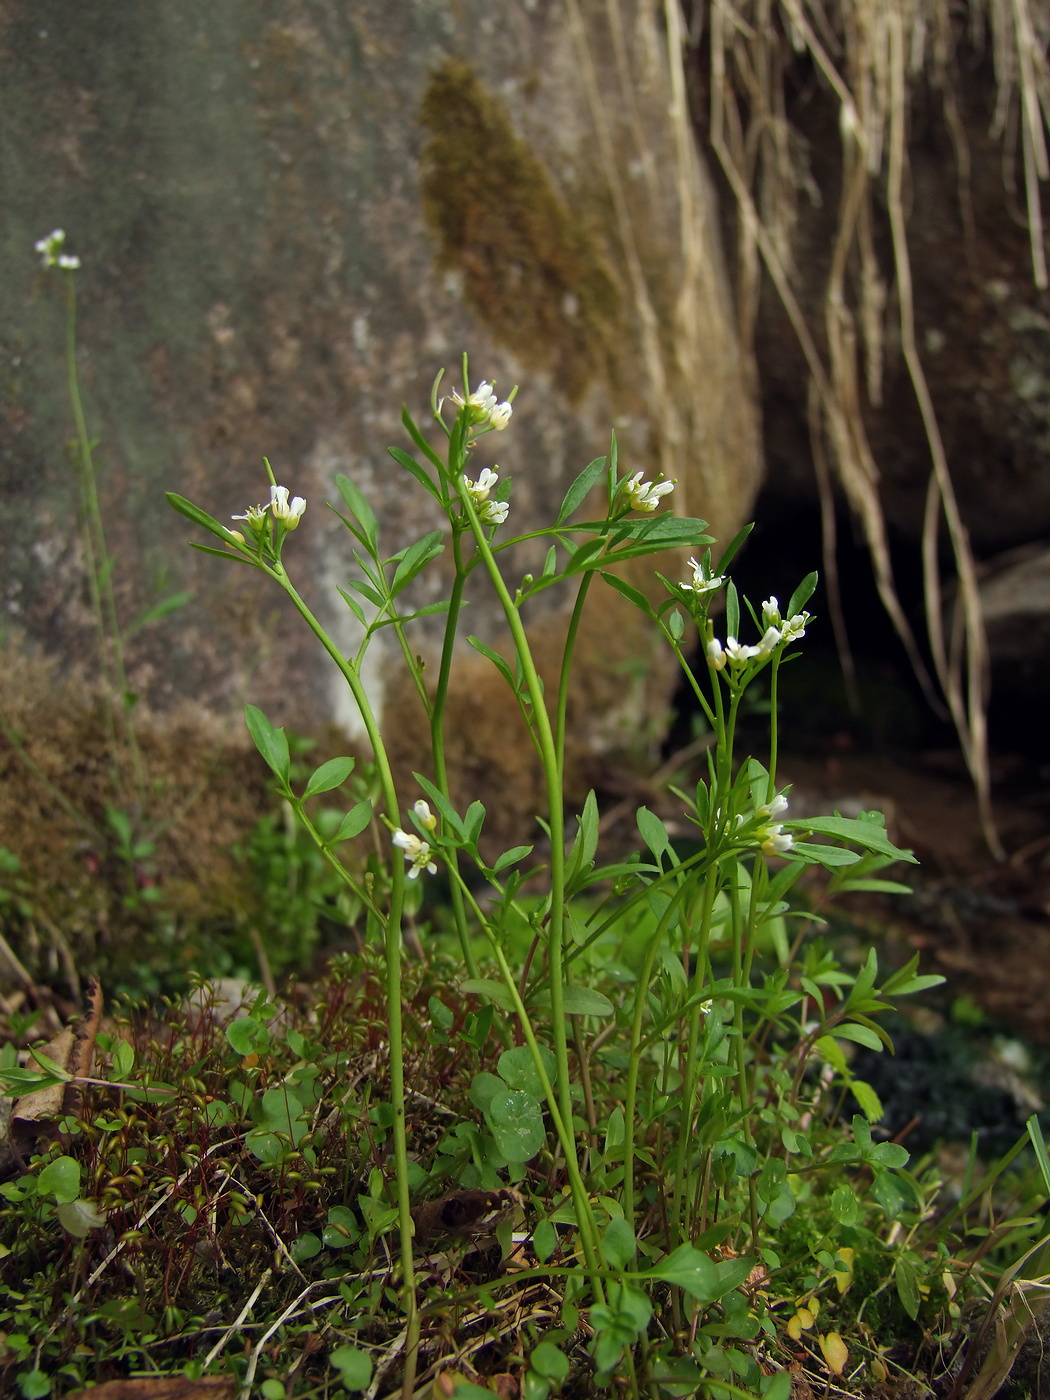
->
[0,0,761,827]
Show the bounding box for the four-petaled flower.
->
[232,502,269,533]
[706,638,727,670]
[413,799,438,832]
[270,484,306,527]
[760,794,790,819]
[760,826,795,856]
[762,597,781,627]
[623,471,675,513]
[478,499,509,526]
[755,624,782,658]
[392,828,438,879]
[35,228,80,270]
[683,558,725,594]
[725,636,760,664]
[780,611,810,643]
[465,467,499,504]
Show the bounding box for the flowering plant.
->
[167,357,932,1398]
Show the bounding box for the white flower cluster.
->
[756,793,794,856]
[392,800,439,879]
[706,596,811,670]
[231,482,306,539]
[623,471,675,513]
[35,228,80,270]
[464,466,509,526]
[450,381,513,431]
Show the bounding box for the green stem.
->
[555,573,594,780]
[269,564,418,1398]
[428,535,478,976]
[64,273,145,804]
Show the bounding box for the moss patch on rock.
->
[419,57,623,400]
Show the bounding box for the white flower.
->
[762,597,781,627]
[780,611,811,643]
[392,828,438,879]
[760,826,795,857]
[623,471,674,512]
[465,467,499,504]
[706,638,727,670]
[725,636,760,664]
[35,228,79,269]
[413,799,437,831]
[232,502,269,531]
[270,484,307,527]
[755,625,782,658]
[451,381,500,425]
[761,794,789,819]
[478,499,509,526]
[683,558,725,594]
[487,400,513,430]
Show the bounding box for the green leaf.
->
[599,571,655,616]
[837,878,913,895]
[850,1079,885,1123]
[390,531,444,596]
[565,790,599,894]
[468,1071,506,1113]
[333,800,373,843]
[715,521,754,574]
[637,806,671,859]
[533,1218,557,1262]
[303,757,356,798]
[601,1217,637,1270]
[787,571,818,617]
[493,844,533,872]
[126,590,193,636]
[870,1142,910,1169]
[387,445,442,502]
[650,1244,752,1302]
[166,492,238,544]
[725,580,740,639]
[560,986,614,1017]
[498,1044,556,1097]
[460,978,517,1012]
[323,1206,361,1248]
[486,1089,546,1162]
[790,842,860,867]
[225,1016,272,1056]
[895,1255,920,1320]
[797,814,917,863]
[330,1344,373,1391]
[563,536,607,575]
[870,1170,911,1220]
[831,1022,884,1051]
[37,1156,81,1205]
[831,1184,860,1226]
[466,635,516,692]
[244,705,290,784]
[335,474,379,553]
[556,455,608,525]
[530,1340,570,1384]
[18,1371,51,1399]
[112,1040,135,1079]
[56,1198,108,1238]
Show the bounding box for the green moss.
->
[419,58,623,400]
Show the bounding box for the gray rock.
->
[0,0,761,822]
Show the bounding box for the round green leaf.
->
[497,1044,556,1097]
[531,1340,570,1383]
[56,1198,108,1238]
[37,1156,81,1205]
[487,1089,545,1163]
[18,1371,51,1399]
[330,1344,373,1390]
[290,1232,322,1262]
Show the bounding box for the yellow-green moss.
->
[419,58,623,400]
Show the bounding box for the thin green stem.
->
[64,273,145,804]
[268,563,418,1399]
[428,535,478,976]
[555,573,594,780]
